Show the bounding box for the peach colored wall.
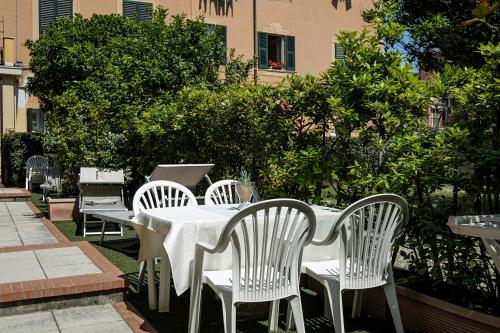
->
[2,0,370,78]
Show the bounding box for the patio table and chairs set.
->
[27,159,410,333]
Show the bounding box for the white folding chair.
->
[25,155,48,191]
[189,199,317,333]
[133,180,198,312]
[204,179,239,205]
[299,194,409,333]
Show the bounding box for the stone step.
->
[0,242,127,316]
[0,188,31,202]
[0,302,157,333]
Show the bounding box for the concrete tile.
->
[0,250,36,263]
[43,263,101,278]
[16,223,48,231]
[0,311,58,333]
[13,218,45,225]
[60,321,133,333]
[0,238,23,247]
[35,247,84,258]
[0,258,46,283]
[38,253,93,268]
[53,304,123,329]
[21,236,58,246]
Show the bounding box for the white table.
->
[133,204,343,311]
[448,215,500,273]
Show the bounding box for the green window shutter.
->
[335,43,345,59]
[39,0,72,34]
[286,36,295,71]
[57,0,73,17]
[258,32,268,69]
[123,0,152,21]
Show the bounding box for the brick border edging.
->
[25,200,70,243]
[0,188,31,199]
[0,242,128,303]
[115,302,159,333]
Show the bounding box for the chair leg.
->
[146,258,158,310]
[285,301,294,331]
[269,300,280,332]
[383,283,404,333]
[100,219,107,245]
[351,290,363,319]
[288,296,306,333]
[158,254,171,312]
[324,280,344,333]
[137,261,146,293]
[324,289,332,318]
[188,280,203,333]
[220,293,236,333]
[83,213,87,237]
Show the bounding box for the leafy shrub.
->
[1,132,44,187]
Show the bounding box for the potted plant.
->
[268,60,284,70]
[236,170,254,207]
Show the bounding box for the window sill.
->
[259,68,296,75]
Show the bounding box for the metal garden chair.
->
[188,199,317,333]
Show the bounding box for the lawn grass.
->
[32,193,395,332]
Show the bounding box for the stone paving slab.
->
[0,202,58,247]
[0,246,102,284]
[0,311,59,333]
[0,242,127,306]
[0,304,134,333]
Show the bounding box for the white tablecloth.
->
[133,204,342,295]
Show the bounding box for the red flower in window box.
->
[268,60,284,70]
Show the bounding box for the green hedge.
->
[1,132,44,187]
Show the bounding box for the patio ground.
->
[31,194,397,333]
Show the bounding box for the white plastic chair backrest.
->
[328,194,409,289]
[210,199,316,302]
[26,155,48,175]
[47,160,61,188]
[132,180,198,215]
[204,179,239,205]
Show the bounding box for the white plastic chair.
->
[300,194,409,333]
[132,180,198,312]
[204,179,239,205]
[25,155,48,191]
[188,199,317,333]
[41,159,61,201]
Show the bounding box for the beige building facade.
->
[0,0,369,136]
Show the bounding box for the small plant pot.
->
[236,184,254,204]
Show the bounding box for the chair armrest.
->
[195,241,218,254]
[311,237,328,246]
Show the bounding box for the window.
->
[258,32,295,71]
[39,0,73,34]
[27,109,46,132]
[334,43,345,60]
[206,24,228,64]
[123,0,153,21]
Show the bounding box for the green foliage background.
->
[1,132,44,187]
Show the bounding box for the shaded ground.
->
[32,194,396,332]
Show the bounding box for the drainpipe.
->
[15,0,18,61]
[253,0,257,84]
